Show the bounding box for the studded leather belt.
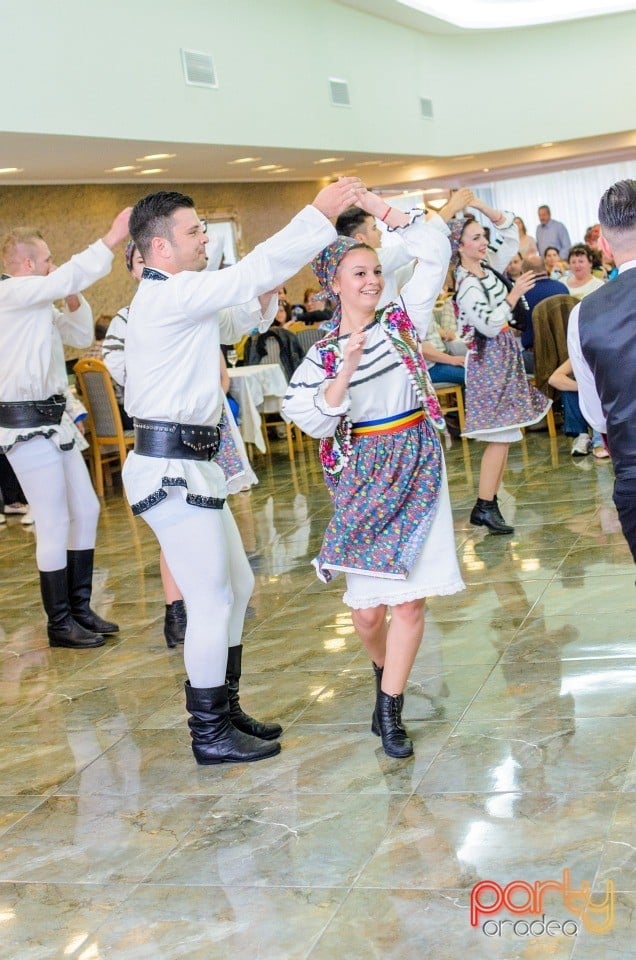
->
[0,394,66,429]
[133,418,221,461]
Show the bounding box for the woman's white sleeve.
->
[282,349,350,438]
[390,213,451,339]
[457,276,511,338]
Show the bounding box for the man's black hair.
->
[129,191,195,259]
[335,205,373,237]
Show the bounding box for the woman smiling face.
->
[331,247,384,311]
[459,220,489,264]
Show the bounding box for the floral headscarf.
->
[311,236,371,330]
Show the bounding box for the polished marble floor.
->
[0,432,634,959]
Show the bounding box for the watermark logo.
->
[470,869,615,937]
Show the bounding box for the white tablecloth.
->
[228,364,288,453]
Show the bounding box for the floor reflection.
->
[0,431,633,958]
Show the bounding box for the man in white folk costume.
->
[123,180,364,765]
[0,210,131,648]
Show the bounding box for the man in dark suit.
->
[568,179,636,563]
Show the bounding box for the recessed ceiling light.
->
[137,168,165,175]
[270,168,292,173]
[540,142,554,148]
[422,188,445,195]
[228,157,261,164]
[313,157,344,164]
[254,164,279,171]
[0,167,23,174]
[108,165,137,172]
[136,153,176,161]
[483,168,490,172]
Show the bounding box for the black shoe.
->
[40,569,105,648]
[226,645,282,740]
[371,661,383,736]
[67,549,119,634]
[375,690,413,759]
[164,599,187,648]
[470,498,514,535]
[184,681,281,765]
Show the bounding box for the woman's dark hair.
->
[567,243,594,264]
[276,300,292,325]
[544,245,560,257]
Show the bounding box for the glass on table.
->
[227,349,238,368]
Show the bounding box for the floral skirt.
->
[463,329,550,437]
[315,418,444,583]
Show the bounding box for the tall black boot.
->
[164,599,187,649]
[39,569,105,648]
[371,661,383,736]
[184,681,281,765]
[375,690,413,759]
[67,549,119,634]
[225,644,282,740]
[469,498,514,535]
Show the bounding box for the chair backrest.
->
[261,337,288,380]
[73,357,124,440]
[295,327,323,355]
[531,294,578,396]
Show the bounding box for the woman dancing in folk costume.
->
[283,190,467,759]
[452,194,551,535]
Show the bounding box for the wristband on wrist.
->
[380,206,391,223]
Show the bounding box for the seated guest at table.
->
[544,245,568,280]
[504,251,524,283]
[421,316,466,386]
[519,255,569,373]
[275,298,293,328]
[548,358,608,459]
[561,244,605,300]
[293,285,333,326]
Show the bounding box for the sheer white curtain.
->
[473,160,636,246]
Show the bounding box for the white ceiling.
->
[0,128,634,197]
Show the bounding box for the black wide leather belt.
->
[0,394,66,429]
[133,418,221,461]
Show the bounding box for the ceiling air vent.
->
[420,97,434,120]
[181,49,218,88]
[329,78,351,107]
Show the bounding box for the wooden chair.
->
[253,338,303,462]
[73,357,134,496]
[434,382,465,432]
[528,377,557,438]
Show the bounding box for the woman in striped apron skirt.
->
[283,191,466,759]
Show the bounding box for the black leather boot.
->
[225,644,282,740]
[40,569,105,648]
[184,681,281,765]
[164,599,187,648]
[375,690,413,759]
[67,549,119,634]
[371,661,384,736]
[469,498,514,535]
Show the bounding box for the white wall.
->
[0,0,635,158]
